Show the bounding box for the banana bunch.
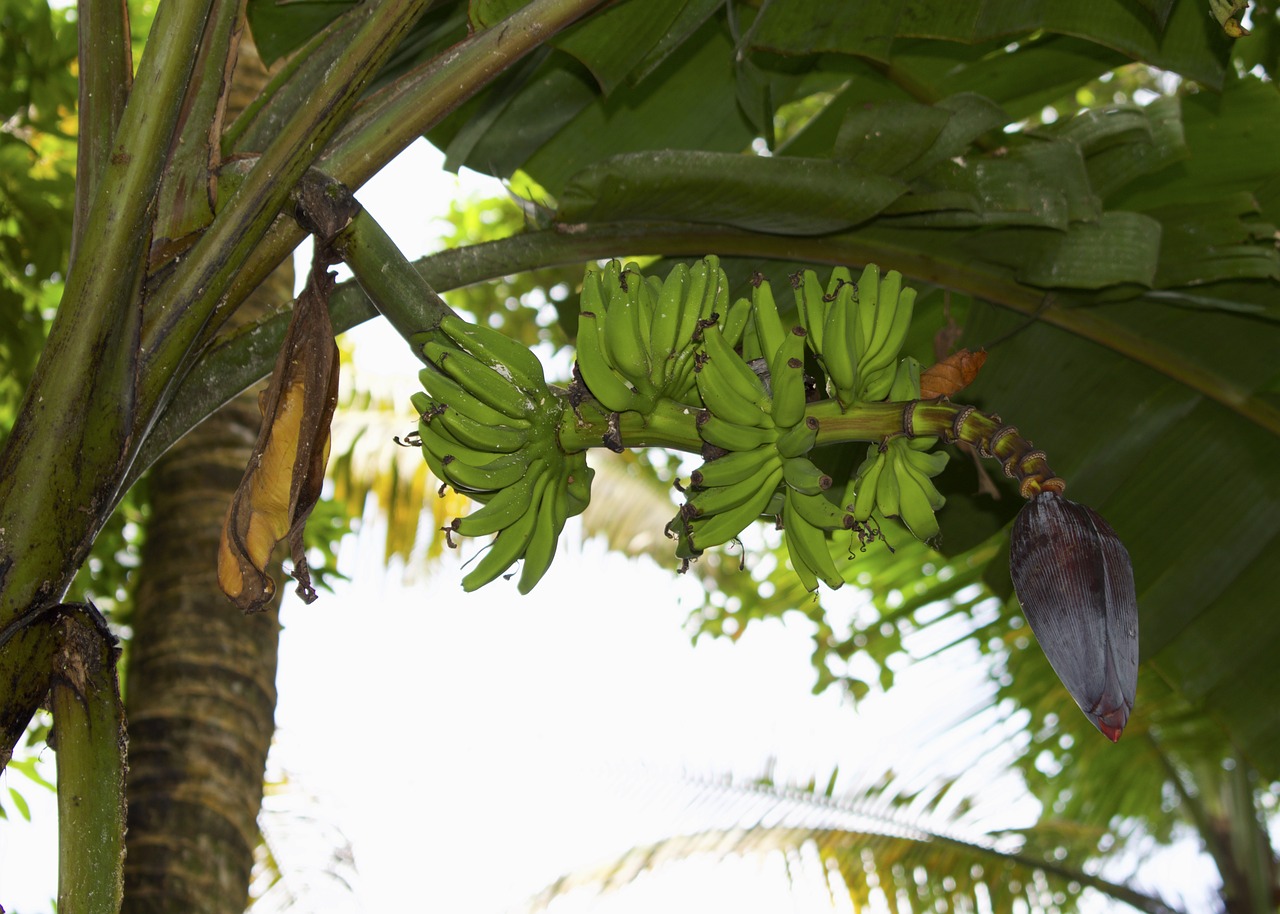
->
[846,358,949,541]
[674,277,855,590]
[412,313,592,594]
[574,257,744,412]
[794,264,916,405]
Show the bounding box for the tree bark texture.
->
[122,34,293,914]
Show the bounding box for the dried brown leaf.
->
[218,260,340,611]
[920,348,987,399]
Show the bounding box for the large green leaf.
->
[750,0,1232,88]
[558,151,907,234]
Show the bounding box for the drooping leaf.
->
[218,258,341,611]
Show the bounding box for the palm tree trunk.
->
[121,34,294,914]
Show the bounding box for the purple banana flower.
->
[1010,491,1138,741]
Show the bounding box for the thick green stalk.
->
[212,0,610,338]
[0,623,56,769]
[332,205,454,344]
[137,0,432,429]
[51,605,127,914]
[71,0,132,268]
[0,0,215,630]
[324,0,610,186]
[149,0,246,251]
[221,11,363,155]
[561,397,1062,497]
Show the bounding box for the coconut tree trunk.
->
[121,34,293,914]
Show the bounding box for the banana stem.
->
[560,398,701,452]
[331,202,454,348]
[562,395,1063,497]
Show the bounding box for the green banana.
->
[686,463,784,550]
[687,458,784,518]
[437,312,545,392]
[517,472,568,594]
[863,268,903,366]
[891,453,942,541]
[564,456,594,517]
[691,445,782,488]
[775,416,819,459]
[696,323,773,428]
[435,450,532,494]
[720,293,753,349]
[853,263,880,361]
[648,262,688,383]
[672,259,711,357]
[787,486,854,531]
[905,437,949,475]
[410,390,434,418]
[575,309,643,412]
[887,356,922,402]
[640,273,663,335]
[850,447,885,522]
[768,326,808,429]
[604,264,654,391]
[453,461,549,538]
[856,271,916,398]
[782,456,832,496]
[417,367,532,429]
[784,488,845,590]
[752,278,786,368]
[860,363,897,402]
[786,525,820,593]
[874,447,901,518]
[697,412,779,452]
[820,281,856,400]
[435,403,529,454]
[793,270,827,354]
[419,415,517,469]
[420,339,533,420]
[460,477,545,592]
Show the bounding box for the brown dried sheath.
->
[1010,490,1139,741]
[920,348,987,399]
[217,260,340,611]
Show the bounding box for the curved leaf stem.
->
[134,217,1279,493]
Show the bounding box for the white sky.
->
[0,141,1221,914]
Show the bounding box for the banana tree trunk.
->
[121,36,291,914]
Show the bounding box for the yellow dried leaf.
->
[218,261,340,611]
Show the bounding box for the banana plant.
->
[2,2,1279,911]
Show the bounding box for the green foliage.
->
[0,0,76,436]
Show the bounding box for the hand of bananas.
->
[411,313,592,594]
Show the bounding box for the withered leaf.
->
[920,348,987,399]
[218,259,340,611]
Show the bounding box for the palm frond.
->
[525,774,1183,914]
